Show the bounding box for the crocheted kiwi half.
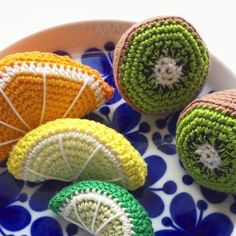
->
[7,118,147,190]
[114,16,209,115]
[0,52,113,161]
[49,181,154,236]
[176,90,236,192]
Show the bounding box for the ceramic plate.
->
[0,20,235,236]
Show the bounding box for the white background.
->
[0,0,236,74]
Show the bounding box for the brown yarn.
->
[113,16,210,115]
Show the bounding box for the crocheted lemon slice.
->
[114,16,209,115]
[8,118,146,190]
[0,52,113,161]
[176,90,236,192]
[49,181,154,236]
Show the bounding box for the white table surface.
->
[1,0,236,76]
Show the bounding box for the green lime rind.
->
[176,106,236,192]
[49,181,154,235]
[120,20,209,113]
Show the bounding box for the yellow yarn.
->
[0,52,113,161]
[7,118,147,190]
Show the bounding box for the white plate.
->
[0,20,235,236]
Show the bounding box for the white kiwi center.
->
[153,57,183,87]
[195,143,221,170]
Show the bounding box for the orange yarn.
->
[0,52,113,161]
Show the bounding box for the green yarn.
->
[176,106,236,192]
[120,19,209,113]
[49,181,154,235]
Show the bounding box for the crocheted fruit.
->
[7,118,147,190]
[176,90,236,192]
[49,181,154,236]
[0,52,113,161]
[114,16,209,115]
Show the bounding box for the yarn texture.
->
[7,118,147,190]
[0,52,113,161]
[49,181,154,236]
[176,90,236,192]
[114,16,209,115]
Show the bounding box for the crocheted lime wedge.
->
[114,16,209,115]
[0,52,113,161]
[7,118,146,190]
[176,90,236,192]
[49,181,153,236]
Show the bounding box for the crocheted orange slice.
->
[0,52,113,161]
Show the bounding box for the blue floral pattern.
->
[81,41,122,105]
[86,103,148,155]
[0,171,31,235]
[29,180,68,212]
[30,217,63,236]
[0,42,234,235]
[152,112,180,155]
[155,193,233,236]
[133,155,177,218]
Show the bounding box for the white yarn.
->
[1,62,105,102]
[0,138,19,147]
[0,87,31,131]
[73,199,93,234]
[24,165,71,182]
[63,216,84,231]
[61,192,133,235]
[39,71,47,125]
[153,57,183,87]
[0,61,109,157]
[105,176,124,182]
[195,143,221,170]
[0,120,26,134]
[62,72,90,118]
[95,212,122,235]
[0,62,106,132]
[21,132,126,186]
[91,199,102,232]
[71,145,101,182]
[58,134,74,176]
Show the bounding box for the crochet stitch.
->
[7,118,147,190]
[176,90,236,192]
[0,52,113,161]
[49,181,154,236]
[114,16,209,115]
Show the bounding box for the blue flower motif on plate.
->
[0,171,31,235]
[182,171,236,221]
[66,223,79,236]
[152,112,180,155]
[30,217,63,236]
[29,180,68,212]
[155,192,233,236]
[200,186,228,204]
[0,40,234,236]
[81,41,122,104]
[133,155,177,218]
[182,168,232,209]
[86,103,149,155]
